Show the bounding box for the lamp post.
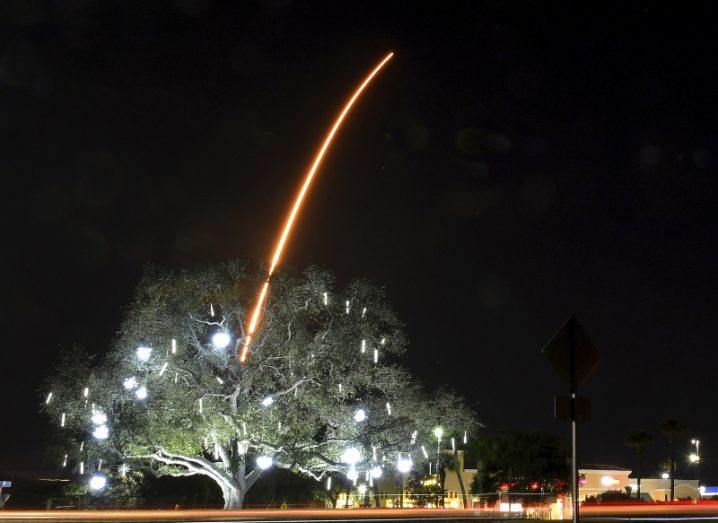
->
[433,427,444,508]
[691,438,701,494]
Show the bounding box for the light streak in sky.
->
[238,52,394,363]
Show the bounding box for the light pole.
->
[433,426,444,508]
[691,438,701,494]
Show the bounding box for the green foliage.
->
[468,430,568,493]
[41,260,477,507]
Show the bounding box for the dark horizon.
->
[2,1,717,486]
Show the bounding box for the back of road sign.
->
[542,316,599,392]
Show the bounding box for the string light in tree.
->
[421,446,429,459]
[373,349,378,364]
[323,292,328,306]
[261,396,274,407]
[210,303,215,317]
[159,362,168,376]
[346,468,359,482]
[123,377,138,390]
[370,465,383,478]
[79,461,84,475]
[372,446,377,461]
[256,455,273,470]
[362,307,367,318]
[345,300,350,313]
[326,476,332,490]
[396,454,412,473]
[93,424,109,440]
[463,430,467,444]
[89,474,107,491]
[211,331,231,350]
[171,339,177,354]
[118,464,130,477]
[215,376,223,385]
[136,346,152,362]
[353,408,367,423]
[341,447,362,466]
[451,437,456,451]
[385,403,392,415]
[135,386,148,400]
[361,339,366,353]
[91,411,107,426]
[83,387,89,398]
[45,392,53,404]
[198,398,203,414]
[62,454,68,467]
[60,412,66,427]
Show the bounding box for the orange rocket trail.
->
[239,52,394,363]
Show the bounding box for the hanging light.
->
[373,349,378,363]
[83,387,89,398]
[341,447,362,465]
[345,300,350,313]
[326,476,332,490]
[89,474,107,491]
[322,292,328,305]
[451,437,456,451]
[357,484,367,495]
[45,392,53,405]
[60,412,66,427]
[362,307,367,318]
[346,467,359,481]
[353,408,367,423]
[261,396,274,407]
[93,424,109,440]
[135,386,148,400]
[370,465,383,478]
[385,402,392,415]
[171,338,177,354]
[211,331,231,350]
[118,464,130,477]
[198,398,203,414]
[123,376,138,390]
[380,338,386,345]
[397,455,412,473]
[136,346,152,362]
[210,303,215,317]
[421,446,429,459]
[62,454,68,467]
[256,455,273,470]
[433,426,444,440]
[463,430,467,444]
[361,339,366,353]
[79,461,85,475]
[215,376,224,384]
[159,362,168,376]
[91,411,107,426]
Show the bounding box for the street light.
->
[691,438,701,493]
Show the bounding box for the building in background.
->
[579,465,700,501]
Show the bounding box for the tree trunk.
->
[218,480,244,509]
[453,449,468,508]
[670,443,676,501]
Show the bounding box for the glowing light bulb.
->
[123,376,138,390]
[89,474,107,491]
[373,349,378,363]
[256,455,273,470]
[261,396,274,407]
[80,461,84,475]
[83,387,89,398]
[135,386,148,400]
[216,376,224,384]
[341,447,362,465]
[451,437,456,451]
[210,303,215,317]
[198,398,203,414]
[119,464,130,477]
[93,424,109,440]
[354,408,367,422]
[91,411,107,426]
[362,307,367,318]
[211,331,231,350]
[463,430,467,444]
[397,456,412,473]
[380,338,386,345]
[136,346,152,362]
[370,465,383,478]
[62,454,68,467]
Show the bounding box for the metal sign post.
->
[543,316,600,523]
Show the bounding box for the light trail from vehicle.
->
[238,52,394,364]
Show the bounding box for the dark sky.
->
[2,0,717,485]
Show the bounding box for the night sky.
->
[2,1,717,484]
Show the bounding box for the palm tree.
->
[625,428,653,500]
[659,418,687,501]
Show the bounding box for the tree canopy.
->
[41,261,476,508]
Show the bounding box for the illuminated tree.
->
[41,261,476,509]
